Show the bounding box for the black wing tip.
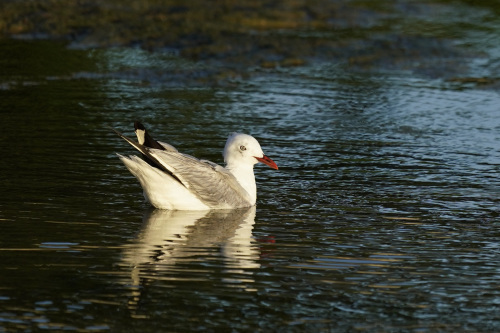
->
[134,121,145,131]
[133,121,166,151]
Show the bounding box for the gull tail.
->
[112,127,153,161]
[112,127,185,185]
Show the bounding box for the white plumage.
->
[115,122,278,210]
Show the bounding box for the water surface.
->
[1,2,500,332]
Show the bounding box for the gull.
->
[114,122,278,210]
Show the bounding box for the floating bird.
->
[114,122,278,210]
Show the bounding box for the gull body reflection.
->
[121,206,259,287]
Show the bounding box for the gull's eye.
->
[239,145,247,151]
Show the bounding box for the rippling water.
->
[2,5,500,331]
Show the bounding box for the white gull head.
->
[223,133,278,170]
[222,133,278,206]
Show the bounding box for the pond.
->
[1,1,500,332]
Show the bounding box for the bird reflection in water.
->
[119,206,259,315]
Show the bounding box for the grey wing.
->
[149,149,253,208]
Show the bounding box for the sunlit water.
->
[2,8,500,332]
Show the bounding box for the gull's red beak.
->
[255,155,278,170]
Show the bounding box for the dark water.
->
[1,2,500,332]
